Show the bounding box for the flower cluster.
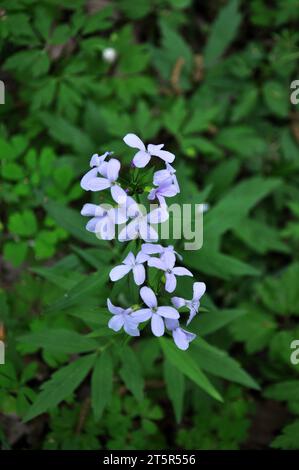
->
[80,134,206,350]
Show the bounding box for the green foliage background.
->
[1,0,299,450]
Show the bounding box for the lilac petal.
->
[107,158,120,182]
[136,251,149,264]
[133,150,151,168]
[118,221,139,241]
[86,216,104,233]
[80,168,98,190]
[108,314,124,332]
[99,217,115,240]
[140,286,157,308]
[157,306,179,319]
[147,207,169,224]
[114,206,129,225]
[107,298,124,315]
[161,250,175,270]
[193,281,206,300]
[81,203,104,217]
[123,133,145,151]
[141,243,162,255]
[123,252,135,266]
[172,328,190,350]
[151,313,165,337]
[87,177,111,191]
[171,297,186,309]
[172,267,193,277]
[161,184,178,197]
[165,272,177,293]
[151,148,175,163]
[98,161,108,177]
[147,143,164,154]
[133,264,145,286]
[148,189,157,201]
[173,174,180,193]
[111,184,127,204]
[161,250,176,268]
[187,307,198,326]
[165,318,179,331]
[124,317,140,336]
[147,257,166,271]
[139,223,159,242]
[131,308,152,322]
[90,153,99,167]
[109,264,131,281]
[153,169,170,185]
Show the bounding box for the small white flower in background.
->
[102,47,117,64]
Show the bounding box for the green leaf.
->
[204,0,242,66]
[164,359,185,423]
[191,338,259,389]
[119,346,144,401]
[91,350,113,420]
[44,199,100,246]
[24,354,96,422]
[3,241,28,267]
[271,421,299,449]
[19,329,98,355]
[265,381,299,404]
[160,338,222,402]
[193,309,247,336]
[46,269,109,313]
[8,210,38,237]
[263,80,289,117]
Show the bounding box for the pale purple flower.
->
[154,163,180,193]
[118,200,169,242]
[148,251,193,293]
[81,158,127,203]
[109,251,149,286]
[80,151,111,191]
[107,299,139,336]
[81,203,128,239]
[141,243,182,265]
[172,282,206,325]
[165,318,196,350]
[148,177,178,206]
[132,287,179,337]
[123,133,175,168]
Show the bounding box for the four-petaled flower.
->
[123,133,175,168]
[109,251,149,286]
[148,251,193,293]
[141,243,182,265]
[118,199,168,242]
[172,282,206,325]
[165,318,196,350]
[81,158,127,203]
[107,299,140,336]
[154,163,180,193]
[148,177,178,206]
[80,151,111,191]
[81,203,127,239]
[132,287,180,337]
